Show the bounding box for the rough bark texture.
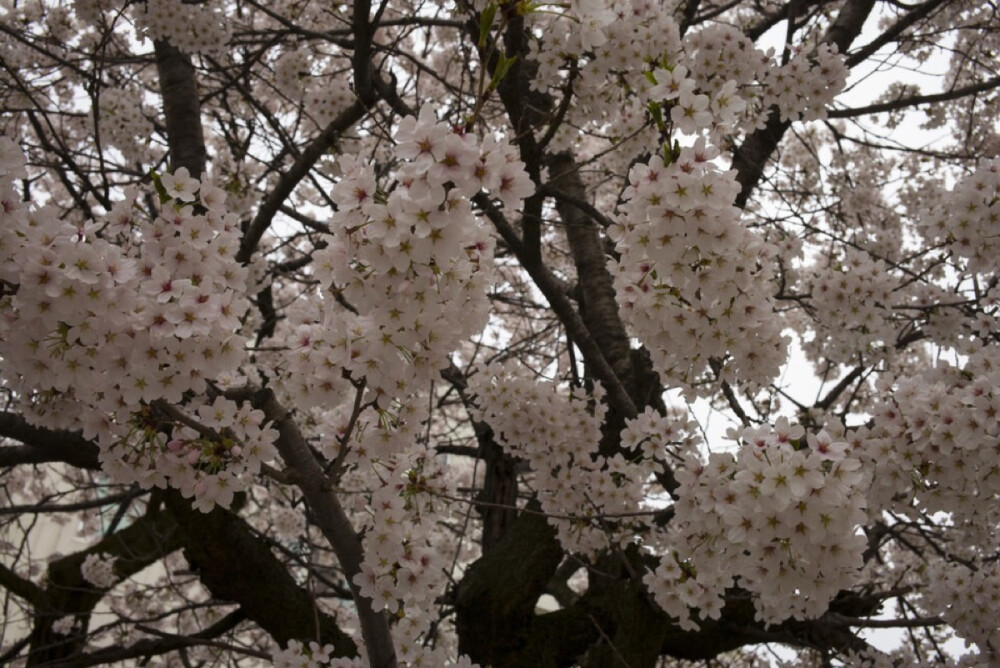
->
[154,40,206,177]
[478,433,519,553]
[165,493,357,656]
[546,152,633,391]
[455,501,565,667]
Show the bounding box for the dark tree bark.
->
[154,41,207,177]
[455,502,565,667]
[165,493,357,656]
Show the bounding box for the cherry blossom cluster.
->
[71,0,108,27]
[299,452,482,666]
[645,419,867,628]
[522,1,848,165]
[269,107,531,658]
[305,78,356,128]
[269,47,356,130]
[273,641,360,668]
[353,476,447,620]
[80,552,118,588]
[469,362,661,555]
[0,142,268,510]
[283,106,531,422]
[272,49,314,100]
[919,559,1000,662]
[860,347,1000,534]
[644,64,746,136]
[681,25,771,105]
[523,3,690,160]
[134,0,230,56]
[919,158,1000,275]
[102,397,277,512]
[561,0,618,55]
[97,87,156,164]
[619,405,703,462]
[51,615,80,637]
[609,139,788,395]
[1,158,249,421]
[356,484,485,665]
[525,0,680,98]
[802,248,897,364]
[269,499,308,540]
[761,43,849,123]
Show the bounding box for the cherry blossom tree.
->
[2,0,1000,666]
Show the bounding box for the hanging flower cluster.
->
[80,553,118,589]
[609,139,788,395]
[0,140,268,510]
[134,0,230,56]
[522,1,850,165]
[645,419,868,628]
[861,347,1000,536]
[919,560,1000,660]
[284,106,531,423]
[802,247,898,364]
[97,86,156,164]
[761,43,849,123]
[920,158,1000,274]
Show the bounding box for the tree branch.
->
[733,0,877,208]
[43,611,259,668]
[249,388,397,668]
[828,76,1000,119]
[478,199,638,420]
[163,491,358,657]
[236,100,369,264]
[154,40,207,177]
[0,413,100,469]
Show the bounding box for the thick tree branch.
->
[0,413,100,469]
[0,562,44,607]
[249,388,397,668]
[351,0,378,106]
[154,40,206,177]
[163,492,357,657]
[844,0,951,68]
[455,500,564,667]
[480,200,638,420]
[546,153,633,389]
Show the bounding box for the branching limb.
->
[249,388,398,668]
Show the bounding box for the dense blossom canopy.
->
[1,0,1000,666]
